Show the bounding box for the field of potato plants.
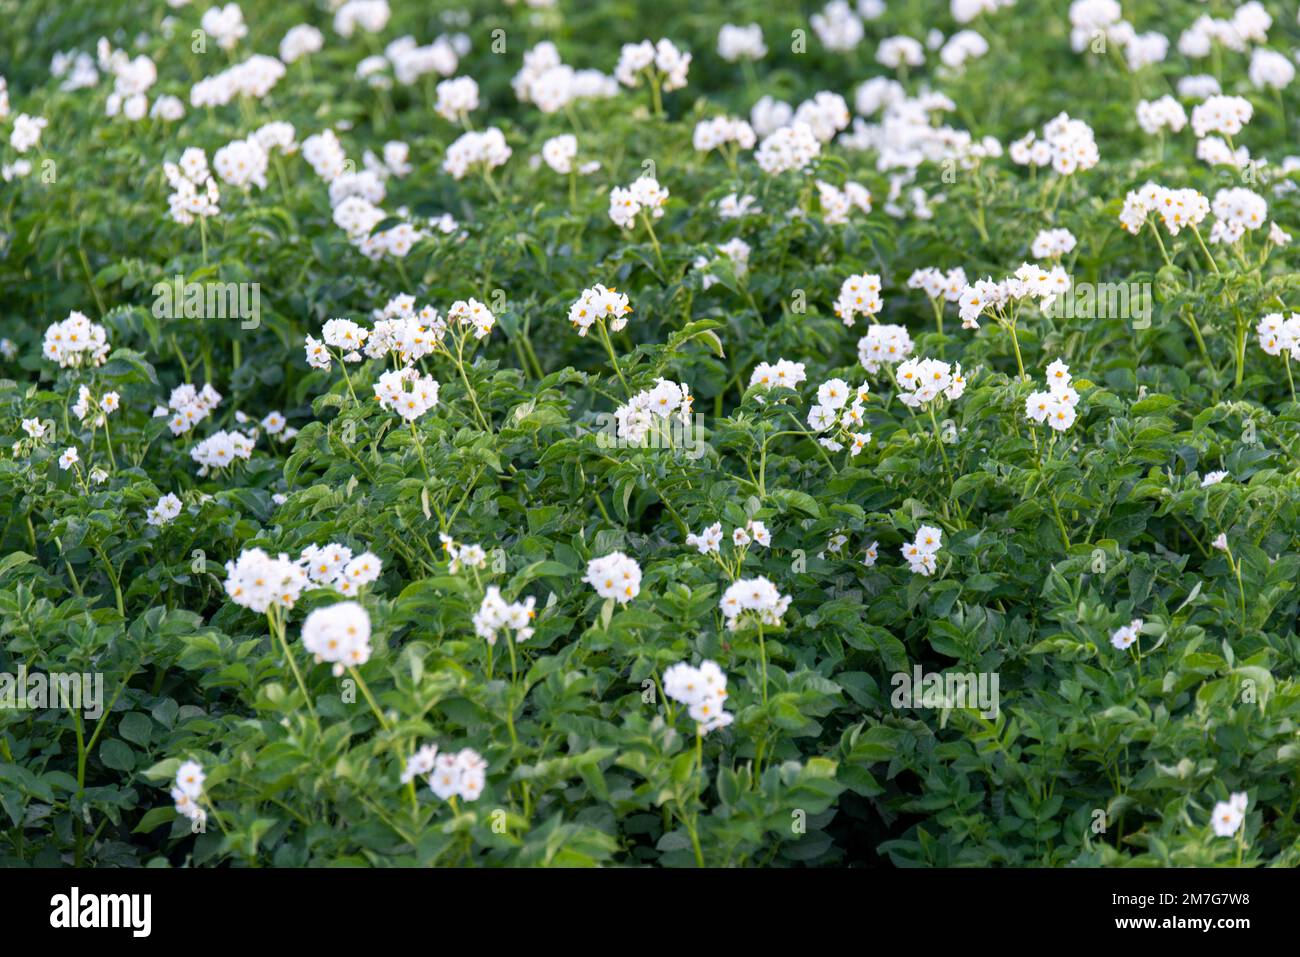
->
[0,0,1298,871]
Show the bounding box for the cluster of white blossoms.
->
[1248,48,1294,91]
[719,576,791,631]
[1030,228,1077,260]
[146,493,183,527]
[686,518,771,555]
[200,3,248,50]
[957,263,1071,329]
[386,34,464,87]
[692,115,756,154]
[1025,359,1082,433]
[748,358,807,391]
[1190,95,1252,139]
[754,122,821,175]
[301,128,347,181]
[212,136,269,189]
[301,601,372,676]
[857,324,915,374]
[584,551,642,604]
[717,23,766,62]
[1256,312,1300,361]
[42,310,110,368]
[373,367,440,421]
[1211,792,1249,838]
[191,429,254,473]
[614,378,694,443]
[1008,112,1100,176]
[939,30,989,71]
[190,54,285,108]
[907,267,967,303]
[435,75,479,123]
[512,41,618,115]
[162,148,220,225]
[816,180,872,224]
[900,525,943,576]
[71,385,119,426]
[422,746,488,802]
[442,127,511,180]
[806,378,872,456]
[1135,95,1187,136]
[1209,187,1267,244]
[664,660,732,734]
[877,36,924,70]
[568,284,632,337]
[96,40,159,122]
[10,113,48,153]
[333,0,391,38]
[792,92,851,143]
[608,175,668,229]
[810,0,866,52]
[438,533,487,573]
[473,586,536,645]
[1119,182,1205,236]
[298,543,382,596]
[223,547,309,613]
[540,133,577,174]
[832,272,883,326]
[58,447,81,471]
[1109,617,1143,650]
[448,297,497,340]
[614,39,691,93]
[279,23,323,63]
[1197,135,1250,171]
[895,357,967,409]
[171,760,206,829]
[156,382,222,435]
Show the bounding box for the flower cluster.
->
[443,127,511,180]
[754,122,821,175]
[608,175,668,229]
[832,272,883,326]
[473,586,536,645]
[299,543,383,596]
[301,601,373,676]
[806,377,872,455]
[191,429,254,474]
[748,358,807,391]
[1256,312,1300,361]
[373,367,441,421]
[163,148,220,225]
[568,284,632,337]
[171,760,206,830]
[1025,360,1082,432]
[224,548,309,613]
[585,551,642,604]
[1008,112,1100,176]
[42,310,110,368]
[956,263,1070,329]
[614,39,691,93]
[719,576,791,631]
[426,747,488,802]
[900,525,943,576]
[613,378,693,443]
[816,179,872,224]
[663,660,732,734]
[894,357,967,408]
[857,324,914,374]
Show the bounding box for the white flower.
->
[584,552,642,604]
[1201,470,1229,487]
[857,324,914,374]
[224,548,308,613]
[754,123,821,175]
[718,24,766,62]
[58,447,79,470]
[1109,617,1142,650]
[147,493,184,527]
[663,660,732,734]
[900,525,942,576]
[401,743,438,784]
[443,127,511,180]
[685,522,724,555]
[473,586,536,645]
[301,601,372,676]
[719,576,791,631]
[427,747,488,802]
[833,273,883,326]
[42,311,111,368]
[568,284,632,336]
[1211,792,1247,837]
[435,76,480,122]
[373,367,440,420]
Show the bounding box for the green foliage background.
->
[1,0,1299,866]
